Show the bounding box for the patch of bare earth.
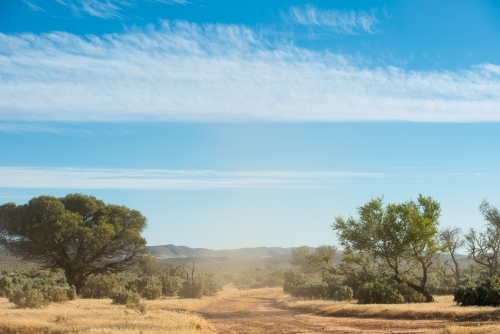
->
[199,291,499,334]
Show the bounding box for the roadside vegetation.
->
[3,193,500,333]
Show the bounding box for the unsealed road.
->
[200,294,449,334]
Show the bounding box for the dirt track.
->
[200,294,450,334]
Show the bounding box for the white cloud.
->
[23,0,45,11]
[29,0,187,18]
[0,21,499,122]
[287,5,378,34]
[0,167,385,189]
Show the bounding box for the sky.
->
[0,0,500,249]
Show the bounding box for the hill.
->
[147,244,305,259]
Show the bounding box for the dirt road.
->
[200,294,449,334]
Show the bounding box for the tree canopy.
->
[0,194,147,292]
[332,195,441,302]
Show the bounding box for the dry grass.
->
[429,324,500,333]
[278,295,500,321]
[0,297,216,334]
[0,285,283,334]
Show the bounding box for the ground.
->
[199,289,473,334]
[2,287,500,333]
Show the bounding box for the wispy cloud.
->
[286,5,378,34]
[0,21,499,122]
[0,167,385,189]
[23,0,45,11]
[27,0,187,18]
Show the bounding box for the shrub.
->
[454,276,500,306]
[334,286,353,301]
[0,275,13,297]
[81,274,124,299]
[234,267,284,290]
[44,286,69,303]
[112,289,141,305]
[283,271,308,294]
[178,280,204,299]
[159,274,179,296]
[9,285,49,309]
[67,285,77,300]
[112,290,147,314]
[357,279,426,304]
[138,276,163,300]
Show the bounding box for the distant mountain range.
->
[147,244,303,259]
[0,244,469,267]
[147,244,315,267]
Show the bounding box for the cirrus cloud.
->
[0,21,499,122]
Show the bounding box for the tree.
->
[439,227,464,287]
[0,194,147,293]
[291,245,336,273]
[465,200,500,277]
[332,195,441,302]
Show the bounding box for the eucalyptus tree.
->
[332,195,441,302]
[0,194,147,293]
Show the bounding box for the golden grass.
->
[0,285,283,334]
[0,297,216,334]
[278,295,500,321]
[429,324,500,333]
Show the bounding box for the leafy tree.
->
[465,200,500,277]
[0,194,147,293]
[139,253,160,277]
[332,195,441,302]
[291,245,336,273]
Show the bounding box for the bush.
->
[81,274,123,299]
[67,285,77,300]
[138,276,163,300]
[234,267,284,290]
[334,286,353,301]
[357,279,426,304]
[112,289,141,305]
[454,276,500,306]
[44,286,69,303]
[178,280,204,299]
[283,271,308,294]
[0,275,13,297]
[112,290,147,314]
[283,271,353,301]
[159,274,179,296]
[9,285,49,309]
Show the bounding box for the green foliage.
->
[139,254,160,276]
[357,279,426,304]
[137,276,163,300]
[333,285,353,301]
[0,194,147,293]
[0,269,76,308]
[80,273,126,299]
[333,195,441,302]
[112,290,147,314]
[9,285,49,308]
[178,280,204,299]
[159,273,179,296]
[454,276,500,306]
[283,270,352,301]
[233,267,284,290]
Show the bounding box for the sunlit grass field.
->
[0,286,283,334]
[278,295,500,321]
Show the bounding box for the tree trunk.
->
[64,269,86,294]
[393,276,434,302]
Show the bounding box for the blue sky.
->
[1,0,500,249]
